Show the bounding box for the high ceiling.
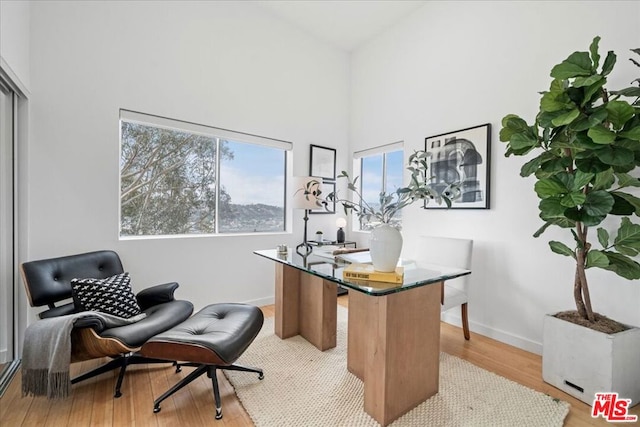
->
[255,1,428,52]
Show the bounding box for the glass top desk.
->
[254,248,471,426]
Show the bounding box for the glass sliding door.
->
[0,80,15,365]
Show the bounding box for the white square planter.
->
[542,314,640,406]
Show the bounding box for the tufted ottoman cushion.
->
[141,303,264,365]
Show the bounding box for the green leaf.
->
[540,90,571,113]
[613,217,640,255]
[611,87,640,98]
[602,251,640,279]
[601,51,617,76]
[586,250,610,268]
[615,172,640,188]
[520,152,556,177]
[575,157,610,173]
[549,241,575,257]
[595,146,635,166]
[583,190,615,216]
[561,192,586,207]
[583,78,607,106]
[551,108,580,126]
[589,36,601,70]
[500,115,530,142]
[587,125,616,144]
[619,126,640,141]
[572,170,594,191]
[574,74,604,88]
[592,168,615,190]
[535,177,568,198]
[539,197,568,217]
[597,227,610,248]
[509,132,539,151]
[610,194,636,216]
[612,191,640,215]
[606,100,635,130]
[551,51,593,79]
[533,221,553,238]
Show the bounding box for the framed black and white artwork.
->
[309,181,336,215]
[309,144,336,181]
[424,123,491,209]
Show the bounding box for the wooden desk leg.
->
[299,274,337,351]
[275,264,300,339]
[347,290,367,380]
[348,283,442,427]
[275,264,337,351]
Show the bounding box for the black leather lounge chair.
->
[20,250,194,397]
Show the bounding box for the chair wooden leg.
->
[461,303,470,340]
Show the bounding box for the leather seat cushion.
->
[143,304,264,365]
[99,300,194,348]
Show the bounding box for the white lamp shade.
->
[336,217,347,228]
[292,176,322,210]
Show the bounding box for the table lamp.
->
[336,217,347,243]
[292,176,322,256]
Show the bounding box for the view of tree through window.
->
[120,116,287,237]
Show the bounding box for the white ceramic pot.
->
[369,224,403,272]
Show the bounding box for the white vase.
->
[369,224,403,272]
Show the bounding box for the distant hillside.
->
[220,203,284,232]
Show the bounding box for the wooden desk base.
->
[347,283,442,426]
[274,263,337,351]
[274,263,441,426]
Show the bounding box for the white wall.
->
[27,1,349,314]
[0,0,30,90]
[350,0,640,353]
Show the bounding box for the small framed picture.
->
[310,144,336,181]
[424,123,491,209]
[310,181,335,215]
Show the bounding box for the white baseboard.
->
[245,296,275,308]
[0,349,7,364]
[441,312,543,355]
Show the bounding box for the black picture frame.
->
[309,144,336,181]
[309,181,336,215]
[424,123,491,209]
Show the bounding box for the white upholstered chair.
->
[414,235,473,340]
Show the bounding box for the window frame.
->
[118,109,292,239]
[352,141,404,231]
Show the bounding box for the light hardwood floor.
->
[1,296,637,426]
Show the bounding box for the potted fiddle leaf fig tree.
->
[500,37,640,406]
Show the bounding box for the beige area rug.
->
[226,308,569,426]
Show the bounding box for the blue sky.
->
[220,140,286,206]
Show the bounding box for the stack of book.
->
[343,263,404,284]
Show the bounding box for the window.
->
[119,110,290,237]
[354,142,404,230]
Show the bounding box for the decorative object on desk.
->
[500,37,640,405]
[276,244,288,255]
[335,217,346,243]
[425,123,491,209]
[343,263,404,284]
[292,176,324,256]
[309,144,336,180]
[315,230,323,243]
[326,150,460,271]
[370,224,403,272]
[225,310,571,427]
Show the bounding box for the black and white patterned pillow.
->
[71,272,142,319]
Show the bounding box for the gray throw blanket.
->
[22,311,146,399]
